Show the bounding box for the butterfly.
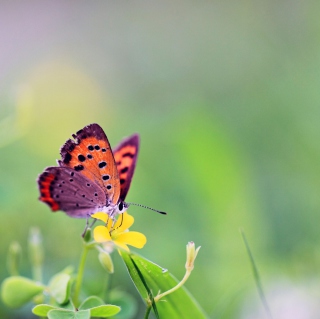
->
[37,123,141,219]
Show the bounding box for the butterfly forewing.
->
[113,134,139,201]
[59,124,120,205]
[37,124,141,219]
[38,167,106,218]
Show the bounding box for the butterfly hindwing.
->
[113,134,140,201]
[38,167,106,218]
[59,123,120,205]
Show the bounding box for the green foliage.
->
[79,296,120,317]
[79,296,105,309]
[2,227,205,318]
[1,276,45,308]
[1,230,123,318]
[48,273,72,304]
[48,309,90,319]
[32,304,56,316]
[32,297,120,319]
[121,251,208,319]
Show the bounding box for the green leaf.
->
[59,301,74,310]
[1,276,45,308]
[120,251,209,319]
[90,305,120,317]
[127,256,159,318]
[79,296,120,317]
[48,309,90,319]
[32,304,57,316]
[49,273,71,304]
[79,296,104,309]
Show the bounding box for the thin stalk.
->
[100,272,110,301]
[154,270,191,302]
[144,304,152,319]
[240,229,273,319]
[73,243,89,307]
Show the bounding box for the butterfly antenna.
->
[125,202,167,215]
[114,213,124,230]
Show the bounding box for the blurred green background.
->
[1,1,320,318]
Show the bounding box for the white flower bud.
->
[185,242,201,271]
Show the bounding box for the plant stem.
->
[240,229,273,319]
[144,304,152,319]
[73,243,89,307]
[101,273,110,301]
[154,269,191,302]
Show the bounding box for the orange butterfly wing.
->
[113,134,139,201]
[59,123,120,205]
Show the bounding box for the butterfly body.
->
[38,124,138,219]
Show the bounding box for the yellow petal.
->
[116,231,147,249]
[92,212,113,231]
[114,241,130,252]
[93,225,112,243]
[113,212,134,231]
[92,212,108,223]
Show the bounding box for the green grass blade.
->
[120,251,208,319]
[241,229,273,319]
[129,255,159,319]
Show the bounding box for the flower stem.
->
[154,269,191,302]
[73,243,89,307]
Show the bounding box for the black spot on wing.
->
[122,152,134,158]
[98,161,107,168]
[78,155,86,162]
[120,167,129,174]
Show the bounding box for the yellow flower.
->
[92,212,147,252]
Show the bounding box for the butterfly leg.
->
[81,216,90,238]
[105,215,112,228]
[81,215,97,238]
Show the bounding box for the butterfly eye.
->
[118,202,124,211]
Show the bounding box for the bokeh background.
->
[1,1,320,318]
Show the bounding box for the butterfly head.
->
[103,200,129,219]
[116,201,129,215]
